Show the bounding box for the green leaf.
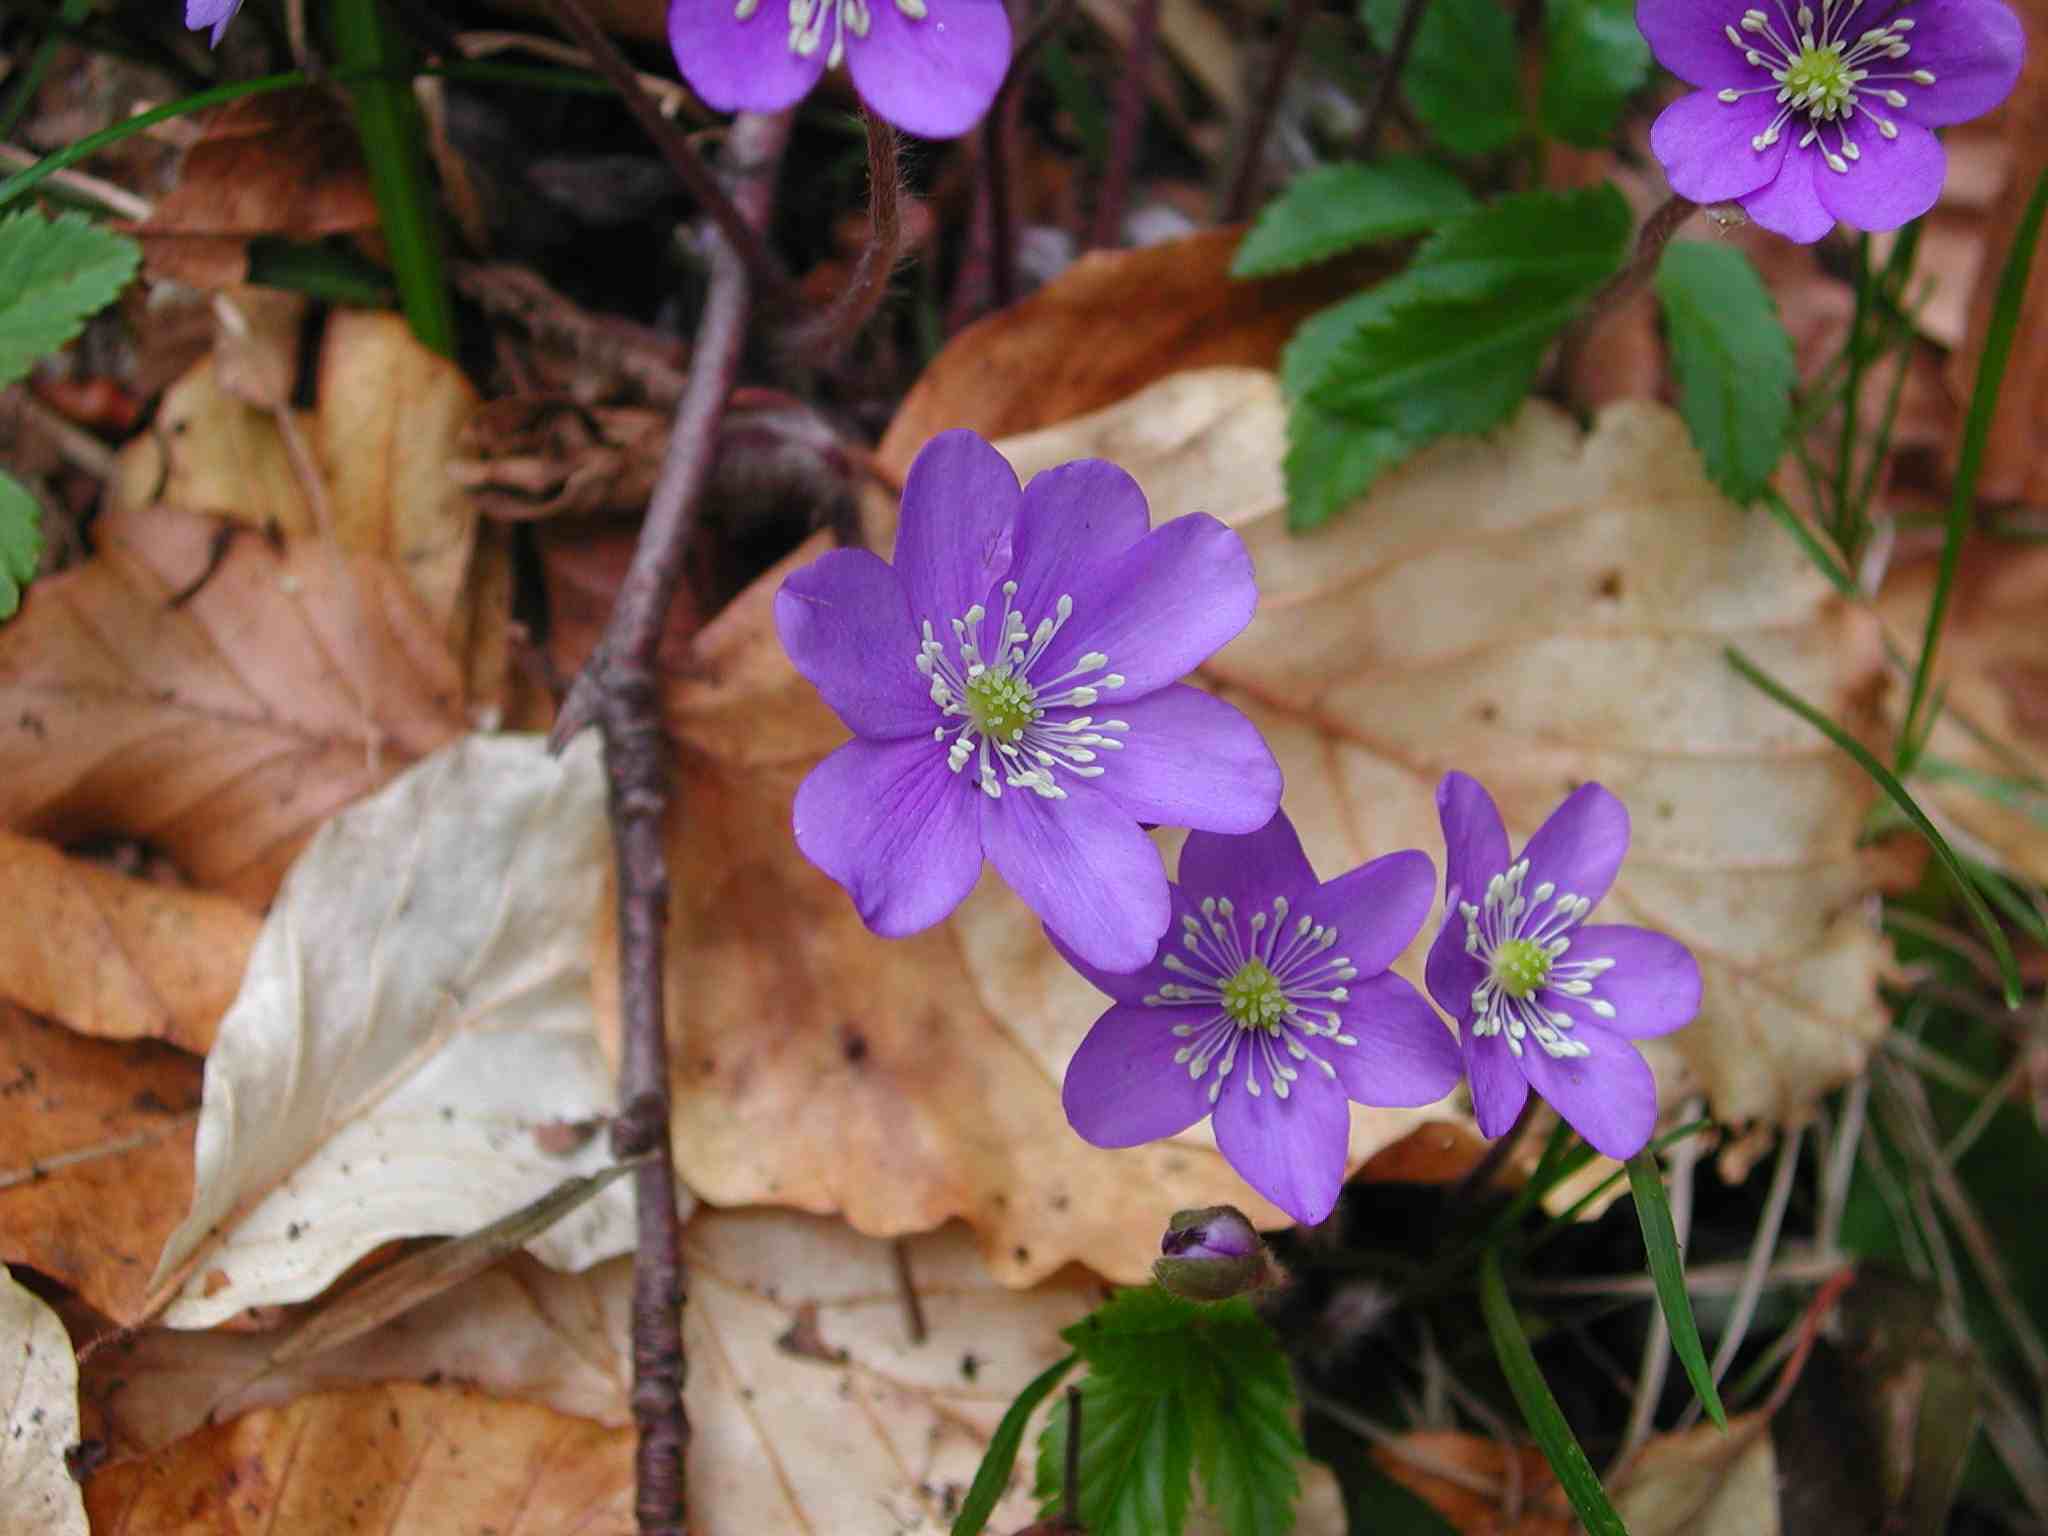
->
[1309,185,1630,441]
[1540,0,1652,146]
[1061,1286,1211,1383]
[0,209,140,391]
[1038,1377,1196,1536]
[1478,1247,1630,1536]
[1193,1306,1304,1536]
[0,470,41,620]
[1625,1150,1728,1430]
[1363,0,1525,155]
[1284,398,1410,532]
[1655,241,1796,503]
[951,1353,1078,1536]
[1231,159,1476,277]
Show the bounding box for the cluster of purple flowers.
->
[780,431,1703,1225]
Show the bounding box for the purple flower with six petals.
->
[668,0,1013,139]
[1425,774,1701,1161]
[776,429,1282,974]
[1642,0,2023,242]
[1058,812,1463,1225]
[187,0,243,44]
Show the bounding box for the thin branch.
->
[541,0,798,310]
[962,0,1076,320]
[1220,0,1316,222]
[549,108,793,1536]
[1355,0,1429,158]
[1088,0,1162,248]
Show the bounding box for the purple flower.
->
[1155,1205,1274,1300]
[776,429,1281,974]
[1642,0,2024,242]
[1425,774,1702,1161]
[1057,812,1463,1226]
[186,0,242,44]
[668,0,1013,139]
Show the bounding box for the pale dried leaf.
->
[1614,1413,1780,1536]
[0,501,465,905]
[0,1005,200,1325]
[0,1265,89,1536]
[0,832,257,1053]
[150,732,635,1327]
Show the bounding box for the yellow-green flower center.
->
[1782,42,1854,117]
[964,669,1037,740]
[1490,937,1551,1000]
[1221,960,1288,1032]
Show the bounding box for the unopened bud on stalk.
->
[1153,1205,1276,1301]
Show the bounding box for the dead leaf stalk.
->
[549,107,793,1536]
[1680,1122,1804,1431]
[1220,0,1317,222]
[1088,0,1162,249]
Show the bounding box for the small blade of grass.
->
[1524,1119,1714,1258]
[1726,644,2022,1009]
[1478,1247,1630,1536]
[951,1352,1078,1536]
[1626,1149,1727,1429]
[1896,165,2048,771]
[1760,486,1856,596]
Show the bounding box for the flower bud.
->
[1153,1205,1273,1302]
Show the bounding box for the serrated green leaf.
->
[0,210,139,391]
[1284,398,1409,532]
[1232,159,1476,277]
[0,470,40,621]
[1308,185,1630,441]
[1193,1306,1304,1536]
[1625,1151,1729,1430]
[1655,241,1796,503]
[1541,0,1652,146]
[1038,1377,1196,1536]
[1061,1286,1208,1381]
[951,1352,1078,1536]
[1362,0,1524,155]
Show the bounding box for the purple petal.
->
[1177,810,1319,913]
[892,429,1020,625]
[1004,460,1155,620]
[668,0,826,114]
[1061,1002,1214,1148]
[1548,924,1701,1040]
[775,549,930,739]
[1435,772,1510,912]
[187,0,242,44]
[792,737,983,937]
[1094,685,1282,836]
[1046,882,1205,1005]
[1016,514,1259,700]
[848,0,1014,139]
[1816,120,1945,232]
[981,784,1169,972]
[1463,1027,1530,1138]
[1884,0,2026,126]
[1326,972,1463,1108]
[1634,0,1760,86]
[1738,145,1836,242]
[1519,782,1630,911]
[1309,849,1436,980]
[1212,1070,1352,1225]
[1648,91,1787,205]
[1425,906,1487,1024]
[1520,1024,1659,1160]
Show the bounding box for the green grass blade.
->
[952,1353,1078,1536]
[1477,1247,1630,1536]
[1726,644,2022,1008]
[1625,1150,1727,1429]
[1524,1119,1715,1256]
[1896,165,2048,770]
[1759,487,1856,596]
[329,0,456,356]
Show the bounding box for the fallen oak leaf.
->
[0,1264,89,1536]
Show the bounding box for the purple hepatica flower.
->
[1643,0,2024,242]
[776,428,1281,974]
[1058,812,1463,1226]
[1425,774,1702,1161]
[668,0,1012,139]
[187,0,242,44]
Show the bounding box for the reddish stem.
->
[1089,0,1161,248]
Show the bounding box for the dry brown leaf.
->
[1613,1413,1780,1536]
[0,833,256,1053]
[82,1381,635,1534]
[0,1004,199,1325]
[1875,543,2048,883]
[1372,1431,1572,1535]
[450,396,668,521]
[0,1265,89,1536]
[0,501,466,905]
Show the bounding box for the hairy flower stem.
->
[551,109,793,1536]
[543,0,798,311]
[1221,0,1317,221]
[1089,0,1162,248]
[780,110,901,366]
[1356,0,1430,157]
[1559,192,1697,381]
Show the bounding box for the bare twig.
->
[1220,0,1316,221]
[1062,1384,1084,1524]
[891,1238,927,1346]
[1088,0,1162,248]
[549,108,793,1536]
[541,0,798,310]
[956,0,1076,322]
[1356,0,1429,158]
